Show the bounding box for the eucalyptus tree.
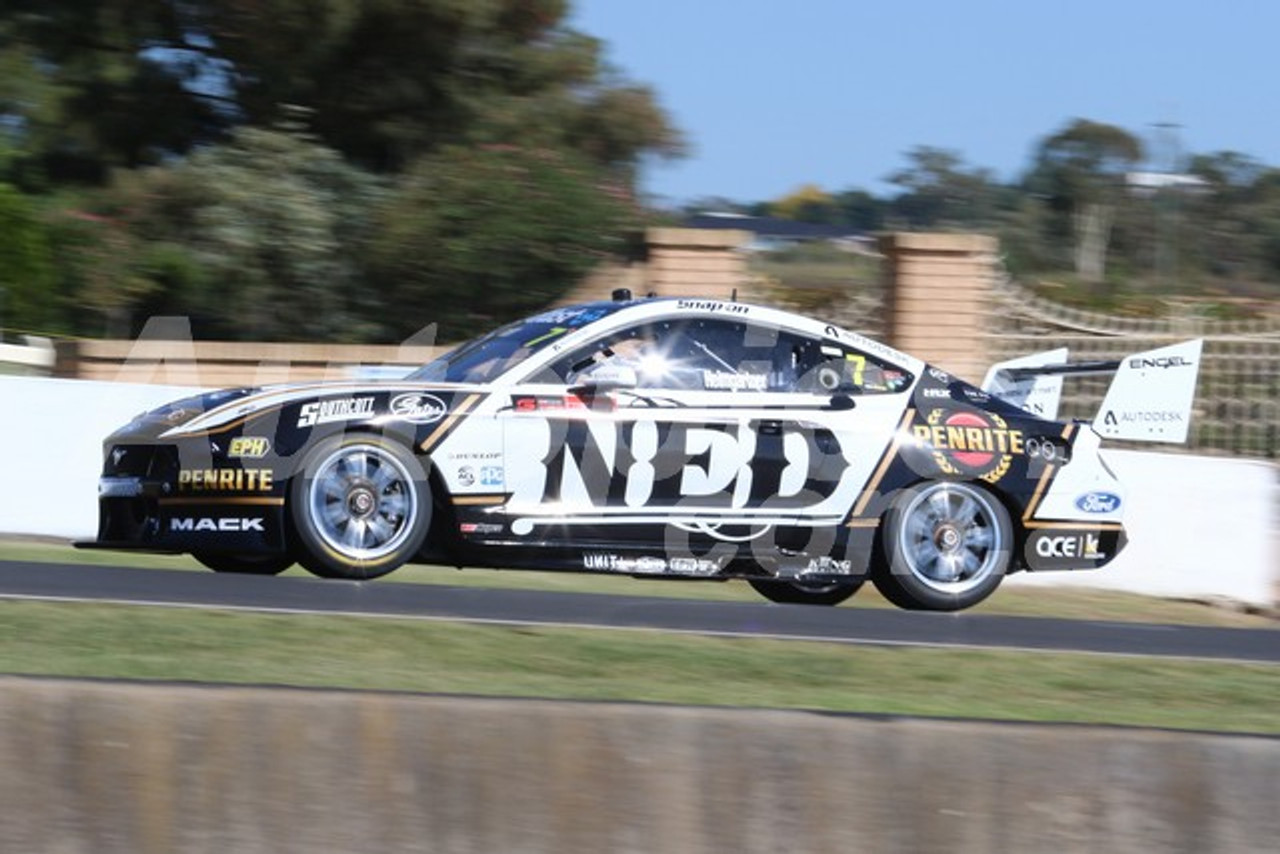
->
[1027,119,1144,284]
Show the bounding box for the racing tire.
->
[748,578,862,606]
[290,433,432,580]
[872,481,1012,612]
[193,552,294,575]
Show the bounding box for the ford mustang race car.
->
[79,292,1202,611]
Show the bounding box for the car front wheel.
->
[290,433,432,580]
[873,481,1012,611]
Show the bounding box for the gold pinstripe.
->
[420,393,483,454]
[158,497,285,506]
[849,407,916,520]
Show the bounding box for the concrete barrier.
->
[1006,449,1279,605]
[0,335,56,375]
[1,377,203,539]
[0,677,1274,853]
[1,376,1275,606]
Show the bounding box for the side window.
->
[551,323,676,387]
[550,319,911,394]
[552,319,789,392]
[792,339,912,395]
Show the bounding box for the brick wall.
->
[880,232,997,382]
[59,231,1006,386]
[59,339,442,388]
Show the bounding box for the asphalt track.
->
[0,559,1275,663]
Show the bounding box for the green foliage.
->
[0,1,677,341]
[1023,119,1146,283]
[5,0,1280,343]
[1,1,222,187]
[751,242,880,316]
[737,122,1279,313]
[53,212,161,338]
[113,122,387,341]
[885,145,1000,229]
[1,1,682,179]
[768,183,841,224]
[0,183,55,331]
[0,596,1276,732]
[372,143,639,338]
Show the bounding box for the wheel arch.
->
[870,476,1016,611]
[286,429,436,579]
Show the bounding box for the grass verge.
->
[0,599,1276,734]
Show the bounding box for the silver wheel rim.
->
[307,443,418,562]
[896,484,1004,594]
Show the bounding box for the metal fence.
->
[758,256,1279,460]
[986,273,1280,459]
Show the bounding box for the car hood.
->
[105,387,261,443]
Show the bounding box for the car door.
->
[497,315,913,545]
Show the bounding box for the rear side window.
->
[551,318,910,394]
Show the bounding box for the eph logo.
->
[228,437,270,459]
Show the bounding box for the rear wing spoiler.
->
[982,339,1203,442]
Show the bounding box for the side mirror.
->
[826,393,857,411]
[570,362,638,393]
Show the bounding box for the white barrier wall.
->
[1,377,1276,606]
[0,377,203,540]
[1006,449,1278,605]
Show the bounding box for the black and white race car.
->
[80,293,1202,610]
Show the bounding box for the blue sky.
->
[571,1,1279,207]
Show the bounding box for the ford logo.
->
[1075,491,1121,514]
[390,392,447,425]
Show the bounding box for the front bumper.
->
[89,446,287,554]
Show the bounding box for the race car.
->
[79,292,1202,611]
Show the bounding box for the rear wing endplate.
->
[983,339,1203,442]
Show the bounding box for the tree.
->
[53,212,163,339]
[1178,152,1253,282]
[1027,119,1144,284]
[0,183,56,332]
[0,1,223,186]
[0,1,683,184]
[833,188,884,233]
[885,146,998,229]
[770,183,840,224]
[0,1,682,343]
[371,143,639,338]
[103,120,385,341]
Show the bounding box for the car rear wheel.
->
[193,552,294,575]
[748,578,862,606]
[873,481,1011,611]
[290,433,431,580]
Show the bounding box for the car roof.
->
[503,295,922,384]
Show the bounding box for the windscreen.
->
[406,303,626,383]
